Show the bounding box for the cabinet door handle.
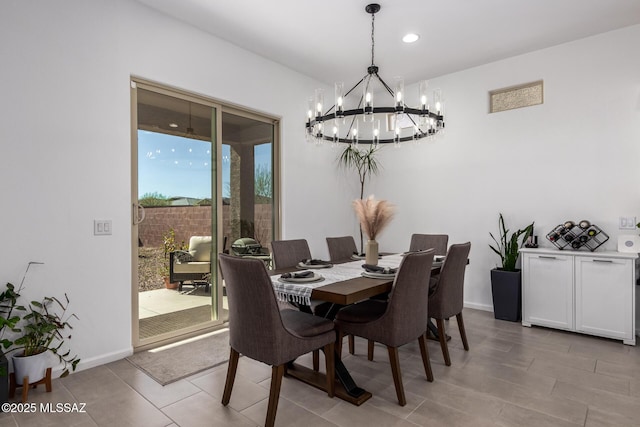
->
[592,259,613,263]
[538,256,557,259]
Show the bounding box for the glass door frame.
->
[130,78,281,350]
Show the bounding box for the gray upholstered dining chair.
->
[326,236,358,262]
[270,238,312,269]
[268,238,331,371]
[218,253,335,427]
[334,250,435,406]
[428,242,471,366]
[409,233,449,255]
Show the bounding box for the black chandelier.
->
[305,3,445,145]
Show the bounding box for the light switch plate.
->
[619,216,637,230]
[94,219,112,235]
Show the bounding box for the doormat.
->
[127,329,230,385]
[139,305,213,340]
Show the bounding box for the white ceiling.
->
[136,0,640,86]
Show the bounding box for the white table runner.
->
[271,254,405,305]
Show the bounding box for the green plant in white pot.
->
[489,213,534,322]
[12,294,80,383]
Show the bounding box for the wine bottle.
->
[579,220,591,229]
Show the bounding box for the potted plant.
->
[353,196,395,265]
[11,293,81,386]
[338,144,381,254]
[489,213,534,322]
[0,282,24,404]
[0,262,43,403]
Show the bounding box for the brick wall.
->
[139,205,272,249]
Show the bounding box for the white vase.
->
[12,350,50,384]
[365,239,379,265]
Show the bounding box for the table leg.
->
[285,348,371,405]
[284,304,370,404]
[427,319,451,342]
[334,356,365,398]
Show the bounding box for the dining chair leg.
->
[348,335,355,354]
[387,346,406,406]
[313,350,320,371]
[222,348,239,405]
[436,318,451,366]
[324,342,335,398]
[418,333,434,382]
[367,340,375,361]
[456,312,470,351]
[336,330,344,359]
[266,364,285,427]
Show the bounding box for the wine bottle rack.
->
[545,220,609,251]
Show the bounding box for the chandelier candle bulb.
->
[314,88,324,120]
[394,78,404,111]
[335,82,344,117]
[352,122,359,145]
[433,89,442,115]
[363,89,373,116]
[419,80,429,111]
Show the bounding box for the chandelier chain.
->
[370,12,375,66]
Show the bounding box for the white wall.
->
[0,0,337,371]
[0,0,638,372]
[359,24,640,310]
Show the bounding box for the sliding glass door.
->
[131,80,279,349]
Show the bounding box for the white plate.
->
[297,262,333,269]
[362,271,396,279]
[351,254,382,260]
[278,272,324,283]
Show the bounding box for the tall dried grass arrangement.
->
[352,196,395,241]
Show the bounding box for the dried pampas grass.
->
[353,196,395,241]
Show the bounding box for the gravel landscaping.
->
[138,247,166,292]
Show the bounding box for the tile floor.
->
[1,308,640,426]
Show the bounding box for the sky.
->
[138,130,271,199]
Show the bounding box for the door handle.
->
[592,259,613,263]
[132,203,146,225]
[538,256,557,259]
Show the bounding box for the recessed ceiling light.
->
[402,33,420,43]
[169,123,178,128]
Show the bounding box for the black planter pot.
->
[0,352,8,406]
[491,268,522,322]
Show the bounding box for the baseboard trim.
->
[62,347,133,377]
[464,301,493,312]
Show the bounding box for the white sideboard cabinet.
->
[520,248,637,345]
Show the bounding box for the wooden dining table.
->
[269,254,444,405]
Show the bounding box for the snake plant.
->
[489,213,534,272]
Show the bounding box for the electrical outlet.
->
[619,216,637,230]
